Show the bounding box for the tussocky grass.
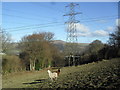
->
[2,58,120,88]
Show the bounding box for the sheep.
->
[47,69,60,81]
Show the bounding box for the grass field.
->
[2,58,120,88]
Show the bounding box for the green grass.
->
[2,58,120,88]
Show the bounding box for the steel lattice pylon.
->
[64,2,81,55]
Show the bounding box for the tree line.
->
[19,32,64,70]
[1,26,120,74]
[64,26,120,66]
[2,31,64,74]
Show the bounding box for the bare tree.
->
[109,26,120,48]
[0,28,12,53]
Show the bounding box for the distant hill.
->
[52,40,66,52]
[52,40,89,53]
[52,40,66,45]
[10,40,89,55]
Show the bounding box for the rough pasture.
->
[2,58,120,88]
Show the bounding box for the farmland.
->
[2,58,120,88]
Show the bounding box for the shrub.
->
[2,55,25,74]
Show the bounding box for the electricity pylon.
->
[64,2,81,55]
[63,3,81,66]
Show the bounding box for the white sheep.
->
[47,70,58,81]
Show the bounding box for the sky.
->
[2,2,119,43]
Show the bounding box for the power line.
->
[10,26,65,35]
[2,12,117,24]
[2,8,58,19]
[1,23,64,33]
[81,17,117,23]
[79,15,118,21]
[1,17,117,33]
[1,13,57,22]
[31,3,64,14]
[1,13,117,33]
[4,22,63,30]
[2,21,32,25]
[2,15,117,27]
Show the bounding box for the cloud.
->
[66,23,90,37]
[75,23,91,37]
[75,32,91,37]
[75,23,89,33]
[75,23,109,37]
[92,30,109,37]
[66,23,109,37]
